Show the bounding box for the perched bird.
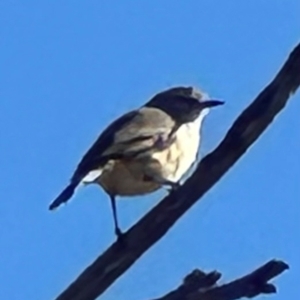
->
[49,86,223,238]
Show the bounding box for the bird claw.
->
[115,228,127,246]
[166,181,181,194]
[115,227,123,238]
[171,181,180,190]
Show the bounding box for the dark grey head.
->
[145,86,224,124]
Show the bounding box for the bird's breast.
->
[152,118,201,182]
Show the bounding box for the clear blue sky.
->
[0,1,299,300]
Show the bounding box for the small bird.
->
[49,86,223,238]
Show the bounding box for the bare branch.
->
[152,260,289,300]
[55,43,300,300]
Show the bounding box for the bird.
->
[49,86,224,238]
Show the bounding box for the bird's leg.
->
[109,195,123,240]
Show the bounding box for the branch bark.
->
[152,260,289,300]
[55,43,300,300]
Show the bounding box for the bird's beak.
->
[200,100,225,109]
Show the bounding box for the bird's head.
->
[144,86,224,124]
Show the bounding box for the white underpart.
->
[81,169,103,184]
[166,108,210,182]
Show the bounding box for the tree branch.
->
[55,43,300,300]
[152,260,289,300]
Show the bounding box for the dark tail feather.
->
[49,182,78,210]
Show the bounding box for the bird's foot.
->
[115,228,127,246]
[167,181,181,194]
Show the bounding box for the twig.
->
[152,260,289,300]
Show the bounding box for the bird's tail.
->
[49,182,78,210]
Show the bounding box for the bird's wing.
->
[72,107,176,182]
[49,107,176,210]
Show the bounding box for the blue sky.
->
[0,1,299,299]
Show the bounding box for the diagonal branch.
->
[152,260,289,300]
[55,43,300,300]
